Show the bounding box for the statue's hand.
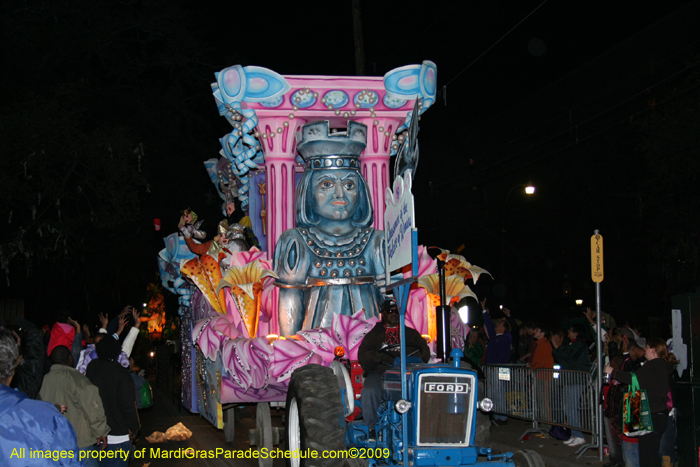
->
[179,224,192,238]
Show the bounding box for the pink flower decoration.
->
[332,311,379,361]
[212,314,241,340]
[221,337,273,391]
[405,288,429,336]
[220,376,289,404]
[296,327,336,362]
[298,311,378,362]
[402,245,437,279]
[259,277,279,326]
[227,247,270,269]
[269,338,322,382]
[193,317,225,361]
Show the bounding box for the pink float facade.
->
[248,74,415,254]
[157,62,489,431]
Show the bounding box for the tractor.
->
[285,344,545,467]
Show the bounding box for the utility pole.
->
[352,0,365,75]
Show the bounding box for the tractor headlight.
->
[478,398,493,412]
[395,399,412,414]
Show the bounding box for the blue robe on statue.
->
[275,225,385,335]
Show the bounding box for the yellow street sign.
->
[591,234,604,282]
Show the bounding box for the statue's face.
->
[311,170,359,222]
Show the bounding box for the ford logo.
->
[424,383,470,394]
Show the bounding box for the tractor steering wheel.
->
[379,343,422,365]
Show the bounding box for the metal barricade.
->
[484,363,600,458]
[534,368,594,434]
[484,364,535,422]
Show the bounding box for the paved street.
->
[135,380,607,467]
[134,383,286,467]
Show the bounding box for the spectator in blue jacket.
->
[0,327,80,466]
[481,298,512,424]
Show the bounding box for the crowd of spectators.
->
[466,301,678,467]
[0,307,146,466]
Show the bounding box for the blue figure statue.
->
[274,121,386,336]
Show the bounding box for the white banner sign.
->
[384,172,415,273]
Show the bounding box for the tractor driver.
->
[358,300,430,439]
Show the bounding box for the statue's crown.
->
[297,121,367,170]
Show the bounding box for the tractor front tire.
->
[286,364,347,467]
[512,449,545,467]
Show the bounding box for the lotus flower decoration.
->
[217,259,278,338]
[435,249,492,283]
[417,274,479,343]
[180,254,226,314]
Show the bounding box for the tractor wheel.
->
[512,449,545,467]
[286,364,347,467]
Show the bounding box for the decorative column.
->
[356,116,403,230]
[259,116,306,260]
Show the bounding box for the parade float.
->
[156,61,492,454]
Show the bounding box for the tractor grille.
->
[416,374,475,446]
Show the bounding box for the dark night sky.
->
[2,0,699,331]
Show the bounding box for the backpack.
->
[549,425,571,441]
[131,371,152,409]
[139,380,153,409]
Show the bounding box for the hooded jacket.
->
[86,358,140,439]
[13,328,46,399]
[47,322,75,357]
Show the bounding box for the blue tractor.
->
[285,348,544,467]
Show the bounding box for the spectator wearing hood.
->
[47,313,76,357]
[13,315,47,399]
[86,335,140,466]
[77,311,139,374]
